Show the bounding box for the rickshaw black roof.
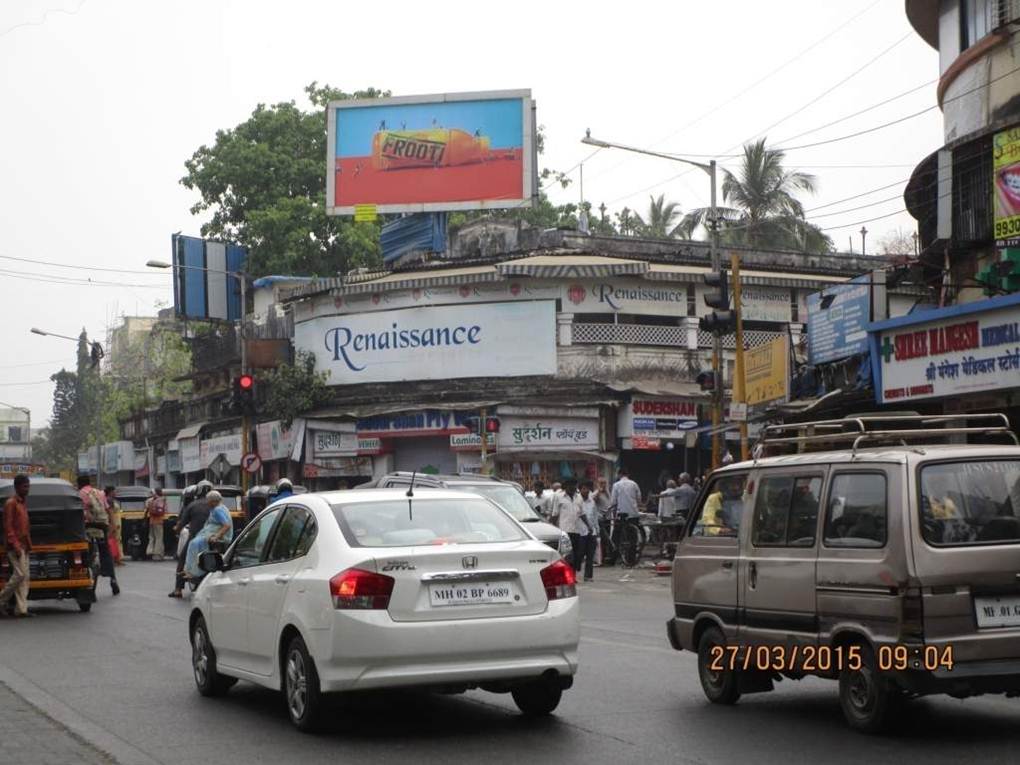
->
[0,477,82,509]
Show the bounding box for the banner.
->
[807,276,871,364]
[994,127,1020,248]
[745,336,789,406]
[257,420,295,462]
[617,398,699,439]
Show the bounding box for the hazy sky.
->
[0,0,940,426]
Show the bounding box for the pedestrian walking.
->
[169,480,213,598]
[526,480,551,519]
[104,485,124,566]
[0,474,33,617]
[576,481,598,581]
[144,487,167,561]
[554,479,584,573]
[78,476,119,596]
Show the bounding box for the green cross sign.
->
[880,335,895,364]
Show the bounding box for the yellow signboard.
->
[994,127,1020,247]
[745,336,789,407]
[354,204,378,222]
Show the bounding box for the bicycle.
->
[598,510,644,568]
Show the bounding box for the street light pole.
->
[580,134,724,467]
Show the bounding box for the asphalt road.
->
[2,561,1020,765]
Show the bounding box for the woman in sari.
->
[185,491,234,579]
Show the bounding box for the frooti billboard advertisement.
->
[327,90,535,214]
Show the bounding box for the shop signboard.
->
[745,336,789,407]
[631,436,661,451]
[561,280,789,322]
[312,429,359,458]
[200,433,243,468]
[304,457,372,478]
[497,417,599,451]
[357,409,474,438]
[102,441,134,473]
[994,127,1020,248]
[870,293,1020,404]
[357,437,384,455]
[618,398,699,439]
[0,463,45,479]
[740,286,792,323]
[297,301,556,385]
[180,437,201,474]
[450,433,497,451]
[156,454,167,477]
[257,420,296,462]
[327,90,535,215]
[807,275,871,364]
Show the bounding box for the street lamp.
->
[31,327,105,485]
[581,131,726,467]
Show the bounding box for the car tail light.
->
[540,559,577,601]
[72,552,83,566]
[329,568,394,610]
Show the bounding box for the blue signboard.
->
[806,275,871,365]
[171,235,246,321]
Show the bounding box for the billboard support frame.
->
[326,89,536,216]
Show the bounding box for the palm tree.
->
[682,138,832,253]
[632,194,690,239]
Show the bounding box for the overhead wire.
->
[0,252,164,275]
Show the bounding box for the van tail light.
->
[901,587,924,640]
[329,568,394,610]
[540,559,577,601]
[73,552,83,566]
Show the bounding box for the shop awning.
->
[497,254,648,279]
[601,379,708,400]
[335,265,501,295]
[175,422,206,441]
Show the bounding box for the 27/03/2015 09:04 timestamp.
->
[709,644,955,673]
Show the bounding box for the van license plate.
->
[429,583,514,607]
[974,596,1020,628]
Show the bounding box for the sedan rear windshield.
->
[457,484,540,522]
[920,460,1020,546]
[332,498,529,548]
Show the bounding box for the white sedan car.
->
[189,488,580,731]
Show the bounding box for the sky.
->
[0,0,941,427]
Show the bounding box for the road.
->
[2,561,1019,765]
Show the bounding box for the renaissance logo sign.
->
[296,301,557,384]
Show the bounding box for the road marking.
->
[0,662,165,765]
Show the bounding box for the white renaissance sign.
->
[497,417,599,451]
[740,285,792,323]
[876,299,1020,404]
[296,301,557,385]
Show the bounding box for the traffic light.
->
[234,374,256,416]
[696,370,716,392]
[483,416,500,434]
[700,270,734,335]
[465,416,500,435]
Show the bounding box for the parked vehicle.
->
[357,472,571,559]
[244,484,308,523]
[0,478,95,612]
[114,485,154,561]
[667,413,1020,733]
[189,488,580,731]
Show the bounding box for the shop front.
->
[492,407,610,488]
[868,291,1020,430]
[356,409,476,476]
[303,421,365,490]
[617,397,701,494]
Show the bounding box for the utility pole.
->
[730,253,749,461]
[239,274,250,495]
[479,407,488,474]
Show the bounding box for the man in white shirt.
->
[658,479,679,518]
[554,480,584,569]
[610,468,642,519]
[576,481,598,581]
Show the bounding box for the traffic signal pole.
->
[731,253,749,461]
[479,407,488,474]
[708,160,723,470]
[239,274,250,495]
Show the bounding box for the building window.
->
[687,284,696,317]
[790,291,799,323]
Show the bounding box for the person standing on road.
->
[674,473,697,520]
[610,468,642,519]
[0,475,33,617]
[144,488,167,561]
[576,481,598,582]
[527,480,550,519]
[104,486,124,567]
[169,480,212,598]
[554,479,584,573]
[657,479,679,519]
[78,476,119,596]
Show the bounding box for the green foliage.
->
[632,194,690,239]
[682,138,833,253]
[262,351,333,428]
[181,83,389,278]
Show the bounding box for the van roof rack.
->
[756,413,1018,458]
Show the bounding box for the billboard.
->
[806,275,871,365]
[326,90,536,215]
[994,127,1020,248]
[294,301,557,385]
[171,234,246,321]
[745,336,789,407]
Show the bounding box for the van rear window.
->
[920,461,1020,546]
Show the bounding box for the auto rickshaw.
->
[244,483,308,524]
[0,477,95,612]
[115,485,154,560]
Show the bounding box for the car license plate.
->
[429,582,514,607]
[974,595,1020,628]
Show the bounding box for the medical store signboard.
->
[870,293,1020,404]
[617,398,699,439]
[296,301,556,385]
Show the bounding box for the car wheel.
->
[697,626,740,705]
[511,676,563,716]
[838,643,896,733]
[284,634,327,732]
[191,616,237,697]
[77,601,92,613]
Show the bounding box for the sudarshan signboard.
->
[327,90,536,215]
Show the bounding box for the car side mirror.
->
[198,551,224,573]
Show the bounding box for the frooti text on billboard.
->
[327,90,536,215]
[295,301,557,385]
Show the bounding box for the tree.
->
[181,83,387,278]
[682,138,832,253]
[632,194,689,238]
[262,351,333,428]
[876,227,917,256]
